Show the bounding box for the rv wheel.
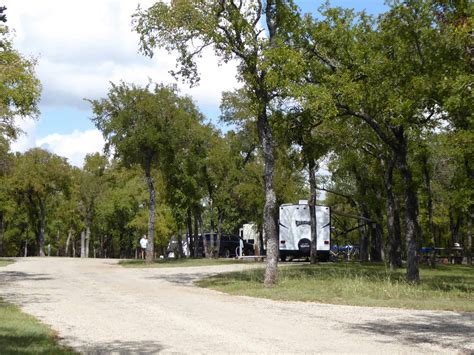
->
[223,248,231,258]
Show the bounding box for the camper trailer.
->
[279,201,331,261]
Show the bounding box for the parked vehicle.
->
[166,233,254,258]
[278,201,331,261]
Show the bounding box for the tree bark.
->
[187,208,194,257]
[467,205,473,265]
[38,198,46,257]
[193,212,200,258]
[395,138,420,283]
[257,107,278,287]
[85,225,91,258]
[359,216,369,262]
[383,158,403,270]
[0,212,4,257]
[308,159,318,264]
[65,228,72,257]
[144,159,155,263]
[216,208,223,258]
[80,230,85,258]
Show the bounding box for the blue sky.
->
[6,0,387,166]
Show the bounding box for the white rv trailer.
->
[239,223,258,243]
[278,201,331,261]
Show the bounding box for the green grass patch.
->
[0,299,75,354]
[196,263,474,312]
[119,257,247,268]
[0,259,14,267]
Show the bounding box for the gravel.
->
[0,257,472,354]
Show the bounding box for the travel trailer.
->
[278,201,331,261]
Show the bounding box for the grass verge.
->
[119,257,247,268]
[196,263,474,312]
[0,259,74,354]
[0,300,75,354]
[0,259,14,267]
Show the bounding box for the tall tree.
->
[10,148,71,256]
[90,82,202,263]
[134,0,300,285]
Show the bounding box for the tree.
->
[90,82,202,263]
[10,148,71,256]
[134,0,302,285]
[0,8,41,141]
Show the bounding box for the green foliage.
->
[0,23,41,140]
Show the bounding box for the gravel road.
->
[0,257,472,354]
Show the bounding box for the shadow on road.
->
[0,271,53,283]
[350,312,474,353]
[146,271,217,286]
[74,339,165,354]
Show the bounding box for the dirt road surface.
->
[0,257,472,354]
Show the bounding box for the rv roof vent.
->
[299,200,309,205]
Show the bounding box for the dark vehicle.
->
[166,233,254,258]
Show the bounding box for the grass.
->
[119,257,248,268]
[0,259,74,354]
[196,263,474,312]
[0,259,14,267]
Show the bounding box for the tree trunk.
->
[209,201,216,258]
[257,108,278,287]
[308,159,318,264]
[145,160,155,263]
[371,193,384,262]
[85,225,91,258]
[80,230,86,258]
[395,140,420,283]
[216,208,223,258]
[199,214,209,258]
[0,212,4,257]
[467,205,473,265]
[193,212,200,258]
[187,208,194,257]
[72,234,76,257]
[359,217,369,262]
[65,228,72,257]
[177,227,183,259]
[385,163,402,270]
[38,198,46,257]
[24,239,28,257]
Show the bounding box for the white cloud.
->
[10,120,105,167]
[9,117,37,153]
[36,130,105,167]
[4,0,240,112]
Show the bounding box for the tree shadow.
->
[0,271,54,283]
[146,271,219,285]
[71,339,165,354]
[349,312,474,353]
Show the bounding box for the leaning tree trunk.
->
[144,160,155,264]
[308,159,318,264]
[38,198,46,257]
[65,228,72,257]
[258,107,278,287]
[395,140,420,283]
